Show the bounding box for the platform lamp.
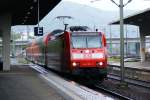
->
[109,25,112,55]
[110,0,132,83]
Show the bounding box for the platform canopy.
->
[0,0,61,25]
[109,8,150,35]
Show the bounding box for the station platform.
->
[109,61,150,71]
[0,65,64,100]
[0,59,116,100]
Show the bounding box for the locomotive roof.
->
[71,31,103,36]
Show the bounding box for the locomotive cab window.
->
[87,36,102,48]
[71,34,102,48]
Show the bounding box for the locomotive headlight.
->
[72,62,79,67]
[96,62,104,66]
[72,62,77,66]
[92,53,104,58]
[99,62,103,66]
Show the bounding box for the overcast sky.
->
[64,0,150,11]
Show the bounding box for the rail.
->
[94,84,133,100]
[108,64,150,88]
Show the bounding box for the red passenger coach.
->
[26,29,107,81]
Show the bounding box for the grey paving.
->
[0,65,65,100]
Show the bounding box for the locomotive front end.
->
[70,32,107,78]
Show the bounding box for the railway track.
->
[108,74,150,89]
[108,64,150,89]
[91,75,150,100]
[94,84,133,100]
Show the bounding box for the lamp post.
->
[34,0,40,36]
[109,25,112,55]
[125,25,128,57]
[11,31,15,57]
[26,25,29,41]
[37,0,40,35]
[21,32,23,56]
[110,0,132,83]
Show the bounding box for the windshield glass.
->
[71,35,102,48]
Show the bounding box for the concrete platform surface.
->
[0,65,64,100]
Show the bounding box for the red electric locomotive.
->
[26,27,107,81]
